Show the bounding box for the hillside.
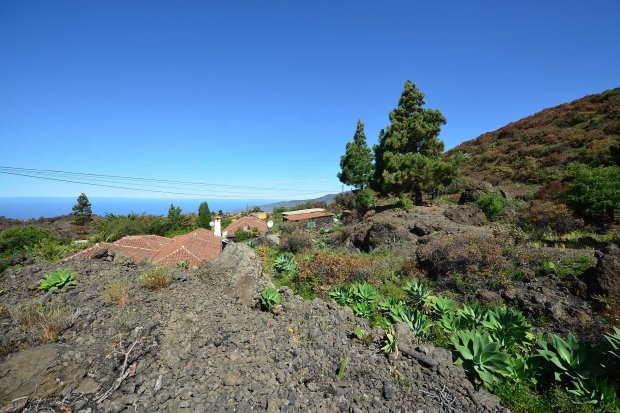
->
[451,88,620,186]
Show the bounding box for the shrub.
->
[334,192,356,210]
[0,226,55,254]
[137,266,174,290]
[96,213,155,242]
[39,269,78,291]
[233,227,259,242]
[353,189,377,212]
[297,252,376,292]
[282,231,313,253]
[13,301,73,342]
[523,200,583,235]
[397,196,414,210]
[101,277,131,306]
[563,163,620,221]
[475,192,506,220]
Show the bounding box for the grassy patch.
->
[102,277,131,306]
[13,301,73,342]
[137,266,174,290]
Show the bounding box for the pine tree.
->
[373,81,458,205]
[197,201,212,229]
[71,193,92,225]
[167,204,183,230]
[337,119,374,189]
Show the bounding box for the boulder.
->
[443,204,488,226]
[582,244,620,301]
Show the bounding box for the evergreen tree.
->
[197,201,212,229]
[71,193,92,225]
[373,81,458,205]
[167,203,183,230]
[337,119,374,189]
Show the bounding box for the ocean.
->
[0,197,282,219]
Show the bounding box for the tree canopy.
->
[197,201,212,229]
[373,81,458,204]
[337,119,374,189]
[71,193,92,225]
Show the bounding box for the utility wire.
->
[0,170,339,199]
[0,166,340,193]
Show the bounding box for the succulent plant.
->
[403,279,432,307]
[38,269,78,291]
[259,288,282,312]
[349,283,379,305]
[483,306,533,351]
[457,303,488,330]
[329,285,350,306]
[451,329,511,388]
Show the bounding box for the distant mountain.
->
[233,193,342,213]
[450,88,620,186]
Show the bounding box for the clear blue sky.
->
[1,0,619,199]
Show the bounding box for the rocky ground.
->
[0,244,506,413]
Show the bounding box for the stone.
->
[582,244,620,301]
[223,371,241,386]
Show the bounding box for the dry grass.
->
[13,301,73,342]
[102,277,131,306]
[137,266,174,290]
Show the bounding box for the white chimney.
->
[213,215,222,237]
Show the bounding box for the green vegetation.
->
[564,163,620,221]
[336,355,350,379]
[233,227,259,241]
[176,260,189,269]
[259,287,282,311]
[196,201,212,229]
[475,192,506,220]
[101,277,131,306]
[0,226,55,254]
[373,81,459,204]
[13,301,73,342]
[38,269,78,291]
[72,192,92,225]
[353,188,377,212]
[338,119,373,189]
[137,266,174,290]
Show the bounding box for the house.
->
[282,208,334,229]
[223,216,268,238]
[82,228,222,268]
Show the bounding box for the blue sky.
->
[1,0,619,199]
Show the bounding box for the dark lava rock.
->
[582,244,620,301]
[443,204,488,226]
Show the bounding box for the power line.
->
[0,166,340,193]
[0,170,340,199]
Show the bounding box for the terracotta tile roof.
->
[80,229,222,267]
[283,211,334,221]
[224,216,268,236]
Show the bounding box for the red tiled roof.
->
[224,216,268,236]
[283,211,334,221]
[80,229,222,267]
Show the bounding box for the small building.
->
[223,216,268,238]
[282,208,334,229]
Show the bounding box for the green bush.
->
[0,226,55,254]
[233,227,259,242]
[476,192,506,220]
[353,189,377,212]
[397,196,414,210]
[564,163,620,221]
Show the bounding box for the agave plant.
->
[505,354,535,384]
[397,305,432,340]
[379,298,406,324]
[568,377,618,408]
[329,285,350,306]
[403,279,432,307]
[259,287,282,311]
[381,326,398,354]
[273,252,297,275]
[176,260,189,269]
[604,326,620,364]
[439,312,463,335]
[535,332,602,385]
[349,283,379,305]
[351,301,375,319]
[457,303,488,330]
[428,296,457,319]
[483,307,533,351]
[39,269,78,292]
[451,329,511,388]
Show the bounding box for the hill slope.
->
[451,88,620,186]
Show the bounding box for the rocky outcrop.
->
[0,246,507,412]
[443,204,488,226]
[582,244,620,301]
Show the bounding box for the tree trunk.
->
[414,188,423,206]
